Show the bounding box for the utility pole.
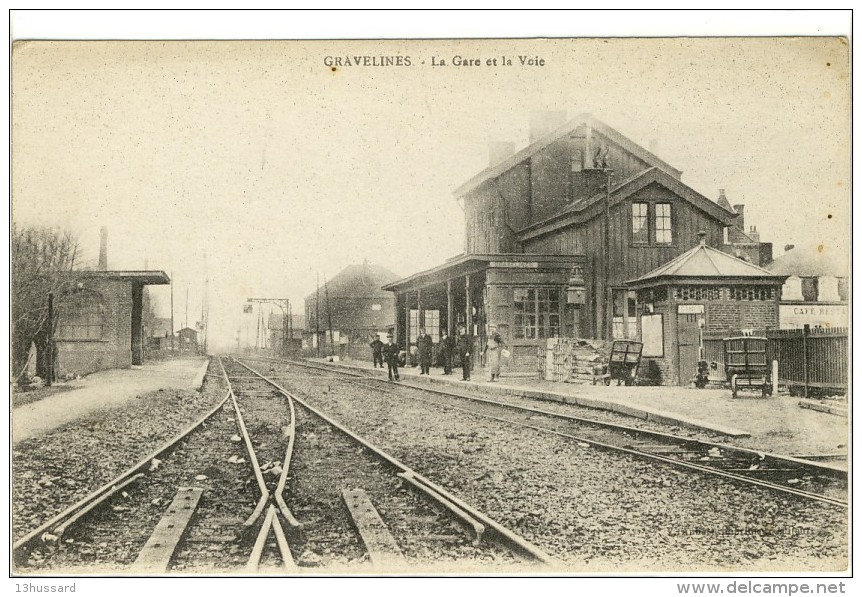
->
[170,272,175,352]
[324,274,334,357]
[604,166,614,341]
[316,273,321,358]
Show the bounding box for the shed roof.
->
[627,241,785,287]
[75,270,170,285]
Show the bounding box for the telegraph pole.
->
[604,166,614,340]
[324,274,334,357]
[316,273,321,358]
[170,272,175,352]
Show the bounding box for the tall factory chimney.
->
[98,227,108,271]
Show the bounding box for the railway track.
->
[268,358,847,509]
[226,358,554,570]
[13,358,292,573]
[14,357,554,573]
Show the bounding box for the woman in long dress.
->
[484,324,504,382]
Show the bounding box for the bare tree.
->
[11,225,79,382]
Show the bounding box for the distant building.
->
[715,189,773,266]
[305,261,398,354]
[145,317,173,352]
[768,244,849,329]
[176,327,199,353]
[267,312,306,354]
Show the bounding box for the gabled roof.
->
[305,261,400,302]
[768,244,848,277]
[627,241,785,287]
[454,113,682,198]
[518,167,737,243]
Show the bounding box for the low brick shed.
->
[627,235,786,385]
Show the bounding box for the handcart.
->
[602,340,643,386]
[723,336,772,398]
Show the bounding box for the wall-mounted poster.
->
[641,313,664,357]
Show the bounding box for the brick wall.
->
[704,300,778,333]
[56,278,133,376]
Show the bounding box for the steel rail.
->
[371,384,849,509]
[217,357,270,526]
[13,358,229,555]
[289,359,848,495]
[53,473,145,539]
[233,358,556,566]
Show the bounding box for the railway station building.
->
[383,112,776,379]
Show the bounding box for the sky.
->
[11,32,850,351]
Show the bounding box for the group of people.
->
[369,325,505,382]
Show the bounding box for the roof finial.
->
[697,230,707,246]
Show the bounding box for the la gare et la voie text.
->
[322,55,545,67]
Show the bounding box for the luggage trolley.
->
[723,336,772,398]
[602,340,643,386]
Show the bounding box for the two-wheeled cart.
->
[723,336,772,398]
[602,340,643,386]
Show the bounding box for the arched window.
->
[57,289,106,340]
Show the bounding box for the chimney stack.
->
[529,111,567,143]
[489,141,516,166]
[748,225,760,242]
[733,204,745,230]
[98,227,108,271]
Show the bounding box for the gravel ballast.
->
[273,362,848,573]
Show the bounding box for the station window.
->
[57,291,105,340]
[631,202,649,244]
[655,203,673,244]
[514,287,561,339]
[424,310,440,342]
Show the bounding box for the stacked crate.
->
[540,338,608,384]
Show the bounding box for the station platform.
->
[308,357,848,461]
[12,357,209,445]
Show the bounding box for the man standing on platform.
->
[369,334,384,368]
[439,331,454,375]
[457,325,472,381]
[383,333,400,381]
[417,328,433,375]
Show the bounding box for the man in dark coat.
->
[456,325,472,381]
[439,331,453,375]
[369,335,384,368]
[383,334,400,381]
[416,328,433,375]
